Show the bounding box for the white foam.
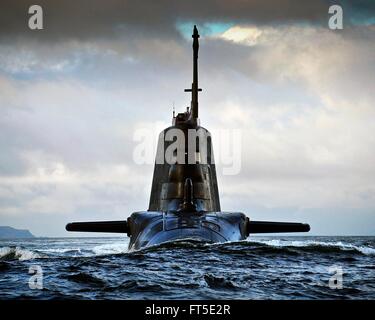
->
[92,242,129,256]
[39,248,81,254]
[249,239,375,255]
[0,246,41,260]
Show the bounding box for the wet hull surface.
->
[128,211,247,251]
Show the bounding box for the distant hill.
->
[0,226,35,239]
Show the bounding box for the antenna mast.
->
[184,25,202,119]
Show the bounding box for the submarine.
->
[66,26,310,251]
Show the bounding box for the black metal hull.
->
[127,211,248,251]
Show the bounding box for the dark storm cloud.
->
[1,1,375,236]
[0,0,341,42]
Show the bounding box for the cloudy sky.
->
[1,0,374,236]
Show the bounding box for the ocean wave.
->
[65,272,106,286]
[0,246,42,261]
[32,244,129,258]
[204,273,238,289]
[136,238,375,256]
[1,237,374,299]
[38,248,82,254]
[92,243,129,256]
[104,280,165,292]
[0,261,11,271]
[138,238,208,253]
[243,239,375,256]
[1,238,373,261]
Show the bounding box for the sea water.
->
[0,236,374,299]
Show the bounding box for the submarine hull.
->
[65,214,310,251]
[128,211,247,251]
